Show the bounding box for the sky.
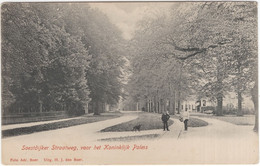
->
[90,3,173,40]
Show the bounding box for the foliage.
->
[124,2,257,119]
[2,3,125,116]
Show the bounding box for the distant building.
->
[179,92,254,113]
[181,100,197,112]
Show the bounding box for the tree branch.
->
[164,37,201,52]
[163,38,232,61]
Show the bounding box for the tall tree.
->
[58,4,126,115]
[2,3,91,115]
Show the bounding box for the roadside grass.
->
[101,112,174,132]
[2,112,122,138]
[171,115,208,127]
[2,114,74,125]
[191,113,254,125]
[188,118,208,127]
[98,134,160,142]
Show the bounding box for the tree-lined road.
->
[1,2,258,165]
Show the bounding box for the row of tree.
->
[124,2,257,130]
[2,3,125,115]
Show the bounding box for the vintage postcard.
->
[1,1,258,165]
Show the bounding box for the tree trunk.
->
[252,83,258,132]
[158,99,161,113]
[147,100,149,112]
[177,62,183,114]
[85,103,89,114]
[172,91,175,115]
[163,101,166,112]
[152,101,155,113]
[172,91,176,115]
[102,102,105,113]
[145,101,148,112]
[254,102,258,132]
[216,56,224,116]
[168,100,171,114]
[177,94,181,114]
[216,96,223,116]
[39,101,42,113]
[93,100,101,115]
[237,61,243,116]
[148,100,150,112]
[157,101,160,113]
[153,96,156,113]
[149,100,152,112]
[159,99,163,113]
[237,91,243,116]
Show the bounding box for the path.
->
[158,116,184,140]
[162,117,259,164]
[2,113,140,164]
[180,117,257,139]
[2,114,138,143]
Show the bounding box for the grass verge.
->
[98,134,160,142]
[191,113,254,125]
[101,112,174,132]
[2,112,122,138]
[188,118,208,127]
[172,115,208,127]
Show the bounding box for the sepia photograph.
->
[1,1,258,165]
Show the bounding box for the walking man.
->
[182,108,190,131]
[161,111,170,131]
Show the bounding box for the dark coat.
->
[161,113,170,122]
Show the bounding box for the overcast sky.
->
[90,3,173,40]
